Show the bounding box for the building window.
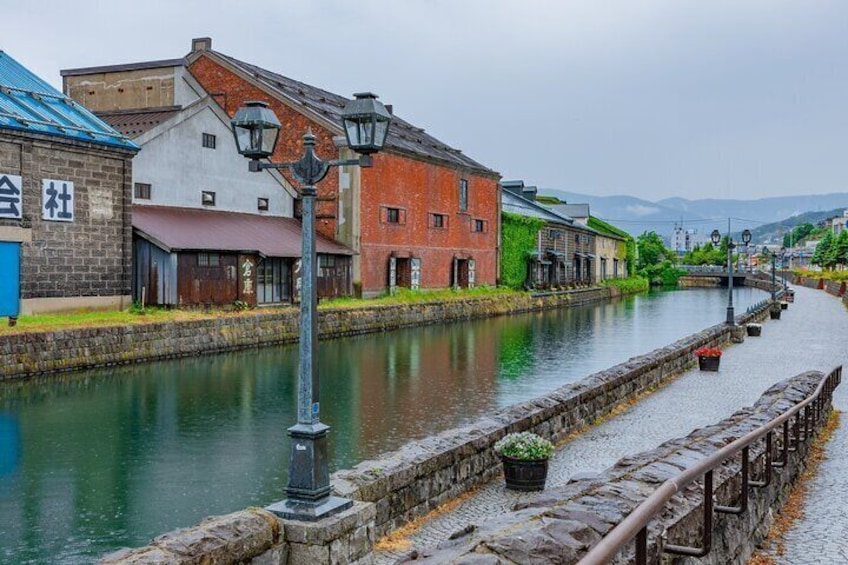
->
[198,252,220,267]
[202,133,217,149]
[202,191,216,206]
[459,179,468,211]
[134,182,151,200]
[257,257,291,304]
[549,229,561,240]
[575,234,580,243]
[473,219,486,233]
[431,213,447,228]
[381,206,406,225]
[257,197,269,211]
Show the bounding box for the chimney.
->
[522,186,538,201]
[192,37,212,52]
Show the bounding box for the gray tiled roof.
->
[211,51,497,177]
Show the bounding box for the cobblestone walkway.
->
[376,285,848,564]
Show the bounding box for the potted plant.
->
[694,346,722,372]
[494,432,554,491]
[770,303,782,319]
[746,323,762,337]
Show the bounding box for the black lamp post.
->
[762,246,778,301]
[711,227,752,325]
[231,93,392,521]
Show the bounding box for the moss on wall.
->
[501,212,545,289]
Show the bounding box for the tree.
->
[812,231,834,269]
[834,230,848,270]
[636,231,671,270]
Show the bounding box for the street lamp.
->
[763,245,786,302]
[711,227,752,325]
[231,94,392,521]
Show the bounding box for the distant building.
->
[832,209,848,236]
[1,50,139,316]
[671,224,711,255]
[501,183,596,287]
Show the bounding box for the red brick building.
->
[185,38,500,297]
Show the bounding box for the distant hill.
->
[539,190,848,239]
[748,208,844,245]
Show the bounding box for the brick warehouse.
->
[0,51,138,316]
[183,38,501,297]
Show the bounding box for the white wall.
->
[132,102,294,217]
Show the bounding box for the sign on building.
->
[0,174,23,219]
[42,179,74,222]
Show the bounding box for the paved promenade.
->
[376,285,848,563]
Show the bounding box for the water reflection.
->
[0,287,765,564]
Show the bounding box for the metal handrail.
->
[578,365,842,565]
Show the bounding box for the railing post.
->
[664,471,713,557]
[716,446,749,514]
[636,527,647,565]
[751,433,772,488]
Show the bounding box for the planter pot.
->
[501,456,549,491]
[746,325,762,337]
[770,307,781,320]
[781,302,788,310]
[698,356,721,372]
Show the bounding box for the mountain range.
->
[540,190,848,241]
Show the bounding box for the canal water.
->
[0,287,765,563]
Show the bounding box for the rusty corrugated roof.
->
[133,205,354,257]
[98,107,182,138]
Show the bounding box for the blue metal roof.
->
[0,51,138,151]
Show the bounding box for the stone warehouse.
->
[0,50,138,316]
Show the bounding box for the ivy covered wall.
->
[501,212,545,289]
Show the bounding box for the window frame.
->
[257,197,269,211]
[459,179,469,211]
[202,190,216,206]
[134,182,151,200]
[202,132,217,149]
[197,252,221,267]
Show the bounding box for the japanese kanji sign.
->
[42,179,74,222]
[0,174,23,219]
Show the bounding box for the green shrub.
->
[494,432,554,461]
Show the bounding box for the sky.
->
[2,0,847,202]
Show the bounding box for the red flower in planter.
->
[694,347,722,358]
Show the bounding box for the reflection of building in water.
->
[341,319,510,455]
[0,414,20,476]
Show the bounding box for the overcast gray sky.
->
[2,0,846,201]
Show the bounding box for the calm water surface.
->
[0,287,765,563]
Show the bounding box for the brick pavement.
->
[376,285,848,563]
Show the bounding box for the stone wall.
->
[824,279,846,297]
[678,275,722,288]
[100,502,376,565]
[332,302,771,538]
[0,288,609,381]
[411,370,834,564]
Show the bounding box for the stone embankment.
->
[0,287,615,382]
[409,371,835,564]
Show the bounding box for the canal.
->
[0,287,766,563]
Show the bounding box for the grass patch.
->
[0,287,522,335]
[600,276,649,294]
[318,286,519,309]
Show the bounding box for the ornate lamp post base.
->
[266,422,353,521]
[267,496,353,522]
